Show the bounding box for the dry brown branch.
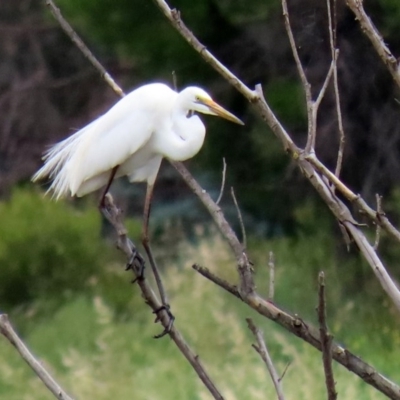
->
[0,314,75,400]
[192,264,400,399]
[247,318,286,400]
[346,0,400,89]
[317,272,337,400]
[101,195,225,399]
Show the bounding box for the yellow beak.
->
[202,98,244,125]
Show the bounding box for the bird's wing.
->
[68,105,155,195]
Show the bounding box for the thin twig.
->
[314,60,335,111]
[172,161,255,296]
[326,0,346,178]
[317,272,337,400]
[268,251,275,301]
[374,194,383,250]
[230,186,247,249]
[247,318,286,400]
[332,49,345,178]
[216,157,227,205]
[279,361,291,382]
[0,314,75,400]
[281,0,314,153]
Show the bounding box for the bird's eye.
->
[195,96,200,102]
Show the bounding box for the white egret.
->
[32,82,243,240]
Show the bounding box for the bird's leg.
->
[99,165,119,209]
[141,183,174,338]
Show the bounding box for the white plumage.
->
[32,82,243,200]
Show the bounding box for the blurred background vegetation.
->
[1,0,400,398]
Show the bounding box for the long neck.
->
[156,105,206,161]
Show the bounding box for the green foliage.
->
[375,0,400,39]
[0,231,397,399]
[0,188,137,315]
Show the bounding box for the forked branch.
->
[192,264,400,399]
[247,318,286,400]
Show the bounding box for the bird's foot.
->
[153,304,175,339]
[126,249,146,283]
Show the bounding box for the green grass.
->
[0,228,398,399]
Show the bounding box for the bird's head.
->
[181,87,244,125]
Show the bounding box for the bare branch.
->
[0,314,75,400]
[193,265,400,399]
[101,195,225,399]
[172,161,255,296]
[281,0,314,152]
[230,186,247,249]
[317,272,337,400]
[346,0,400,89]
[279,362,291,382]
[268,251,275,302]
[332,49,345,178]
[343,221,400,311]
[374,194,383,250]
[44,0,125,98]
[247,318,285,400]
[192,264,241,298]
[305,153,400,244]
[314,60,335,111]
[325,0,346,178]
[216,157,227,205]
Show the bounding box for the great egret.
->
[32,82,243,240]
